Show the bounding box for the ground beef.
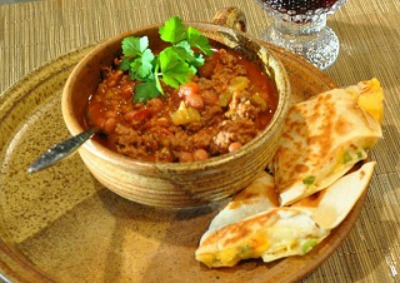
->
[211,118,259,154]
[88,48,277,162]
[226,90,261,120]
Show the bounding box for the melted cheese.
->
[261,213,329,262]
[196,210,329,267]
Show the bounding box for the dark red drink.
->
[259,0,339,15]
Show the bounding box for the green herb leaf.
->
[119,16,213,104]
[134,81,160,103]
[122,36,149,57]
[153,62,164,95]
[129,49,155,80]
[159,16,187,44]
[187,26,213,56]
[172,42,195,61]
[173,41,205,67]
[119,58,135,71]
[192,53,205,67]
[160,47,195,88]
[303,176,316,185]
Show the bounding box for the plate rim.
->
[0,44,369,283]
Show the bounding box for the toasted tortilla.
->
[273,84,382,205]
[196,79,382,268]
[203,172,278,236]
[196,162,376,267]
[293,161,375,230]
[196,207,329,267]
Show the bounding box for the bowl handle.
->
[212,7,247,33]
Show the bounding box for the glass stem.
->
[273,14,327,36]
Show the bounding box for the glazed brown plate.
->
[0,44,366,283]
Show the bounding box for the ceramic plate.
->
[0,44,365,283]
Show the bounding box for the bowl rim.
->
[61,21,291,171]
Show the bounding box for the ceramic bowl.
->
[62,8,291,208]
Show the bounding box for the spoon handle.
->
[27,127,97,173]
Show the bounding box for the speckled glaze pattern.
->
[0,43,369,283]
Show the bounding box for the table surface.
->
[0,0,399,282]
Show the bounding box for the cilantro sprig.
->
[119,36,155,80]
[119,16,213,103]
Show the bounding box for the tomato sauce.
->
[87,48,278,163]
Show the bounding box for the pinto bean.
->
[104,118,118,133]
[193,149,209,161]
[185,94,204,109]
[178,82,200,97]
[228,142,242,152]
[178,151,194,163]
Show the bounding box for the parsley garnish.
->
[120,36,155,81]
[159,47,195,88]
[134,81,160,103]
[119,16,213,103]
[187,26,213,56]
[160,17,187,44]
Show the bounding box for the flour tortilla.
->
[273,87,381,205]
[293,161,375,230]
[196,207,329,267]
[196,162,376,267]
[199,172,278,244]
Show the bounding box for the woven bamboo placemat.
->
[1,0,399,282]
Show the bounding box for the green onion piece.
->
[239,245,251,256]
[357,150,364,159]
[343,151,353,164]
[301,239,318,254]
[303,176,316,185]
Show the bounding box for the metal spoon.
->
[27,127,97,173]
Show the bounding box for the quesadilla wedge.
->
[195,162,375,267]
[196,207,330,268]
[293,161,376,230]
[206,173,278,232]
[273,79,382,205]
[198,172,279,245]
